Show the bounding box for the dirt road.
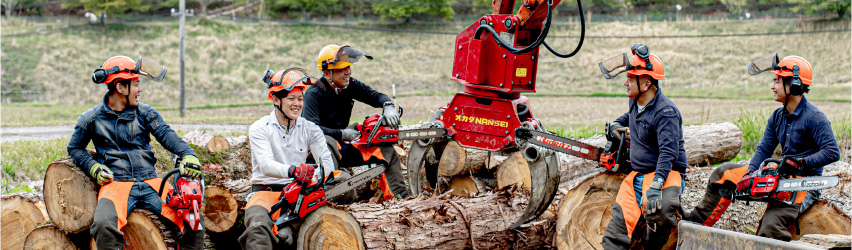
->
[1,124,250,143]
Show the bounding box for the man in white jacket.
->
[239,68,354,249]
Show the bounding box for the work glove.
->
[179,155,202,179]
[341,123,361,142]
[609,122,630,141]
[736,171,756,194]
[89,163,114,185]
[382,101,400,129]
[641,177,664,231]
[288,163,315,183]
[778,156,804,178]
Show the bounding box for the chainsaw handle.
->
[158,168,181,201]
[758,158,782,177]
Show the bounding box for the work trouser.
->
[92,181,204,250]
[685,163,820,241]
[239,171,354,249]
[325,135,411,199]
[602,171,684,250]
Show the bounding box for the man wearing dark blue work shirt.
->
[599,44,688,250]
[686,54,839,241]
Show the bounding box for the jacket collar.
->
[101,93,137,117]
[787,96,808,117]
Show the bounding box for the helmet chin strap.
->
[274,103,295,134]
[630,76,644,113]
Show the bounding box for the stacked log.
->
[122,209,179,250]
[2,193,48,250]
[181,129,239,152]
[23,224,77,250]
[43,159,98,233]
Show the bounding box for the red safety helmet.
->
[625,44,666,81]
[262,67,315,100]
[92,56,140,84]
[772,56,813,86]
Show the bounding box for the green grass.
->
[729,108,852,162]
[1,138,73,182]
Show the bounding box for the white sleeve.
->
[309,126,335,179]
[249,126,290,178]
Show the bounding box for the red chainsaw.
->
[349,103,403,147]
[157,159,205,231]
[735,158,839,204]
[514,121,632,173]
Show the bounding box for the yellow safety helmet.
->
[316,44,372,70]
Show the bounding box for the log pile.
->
[181,129,248,152]
[2,193,48,250]
[23,224,76,250]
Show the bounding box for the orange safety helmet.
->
[92,56,140,84]
[262,68,309,101]
[626,53,666,81]
[771,56,813,86]
[316,44,372,70]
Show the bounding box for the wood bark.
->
[787,200,852,241]
[553,172,625,250]
[23,224,77,250]
[122,209,179,250]
[43,159,98,233]
[2,193,48,250]
[496,151,531,189]
[791,234,851,249]
[297,206,365,250]
[201,185,240,233]
[349,189,554,249]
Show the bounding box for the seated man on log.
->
[66,56,204,249]
[685,54,840,241]
[599,44,688,250]
[240,68,356,249]
[302,44,410,199]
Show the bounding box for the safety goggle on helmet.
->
[262,67,318,100]
[92,56,167,84]
[598,43,665,80]
[320,45,373,70]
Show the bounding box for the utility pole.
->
[179,0,186,117]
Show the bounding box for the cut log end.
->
[43,159,98,234]
[123,209,178,250]
[496,151,531,189]
[297,206,365,250]
[788,200,852,240]
[201,185,240,233]
[23,224,76,250]
[448,176,479,197]
[438,141,467,176]
[554,172,626,250]
[3,193,48,250]
[206,136,231,152]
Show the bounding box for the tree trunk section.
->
[297,206,365,250]
[787,200,852,241]
[438,141,489,177]
[554,172,625,250]
[792,234,851,249]
[206,136,230,152]
[682,122,742,166]
[349,190,553,249]
[2,193,47,250]
[23,224,76,250]
[201,185,240,233]
[122,209,179,250]
[447,175,493,197]
[43,159,98,233]
[496,151,531,189]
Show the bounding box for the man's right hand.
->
[341,124,360,142]
[736,171,755,194]
[89,163,114,185]
[288,163,315,183]
[609,122,630,141]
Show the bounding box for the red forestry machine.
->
[397,0,589,228]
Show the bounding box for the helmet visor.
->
[136,57,167,82]
[747,52,779,76]
[334,45,373,65]
[599,53,629,79]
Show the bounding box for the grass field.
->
[2,16,850,105]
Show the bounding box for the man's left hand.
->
[778,156,804,177]
[642,177,664,231]
[382,102,400,129]
[179,155,202,179]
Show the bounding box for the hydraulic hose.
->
[472,0,554,54]
[543,0,585,58]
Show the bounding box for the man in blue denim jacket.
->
[67,56,204,249]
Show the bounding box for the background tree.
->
[195,0,220,14]
[372,0,454,22]
[791,0,850,16]
[268,0,341,21]
[62,0,150,17]
[3,0,19,17]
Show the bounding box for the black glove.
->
[642,177,664,231]
[778,156,804,177]
[609,122,629,141]
[382,102,400,129]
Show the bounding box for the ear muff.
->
[322,60,329,71]
[789,65,804,96]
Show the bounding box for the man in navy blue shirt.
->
[685,54,839,241]
[599,44,689,250]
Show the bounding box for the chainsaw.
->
[513,121,632,173]
[734,158,839,204]
[157,158,205,231]
[266,162,386,226]
[349,104,404,147]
